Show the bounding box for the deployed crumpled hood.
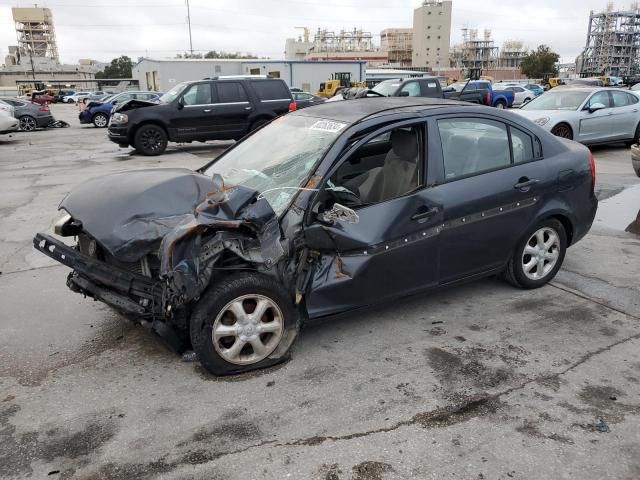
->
[113,99,159,112]
[59,167,282,296]
[60,168,214,261]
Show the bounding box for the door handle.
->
[203,109,212,113]
[244,106,252,111]
[633,109,639,113]
[514,177,540,191]
[411,207,438,221]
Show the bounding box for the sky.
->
[0,0,622,65]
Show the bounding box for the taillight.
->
[39,104,49,112]
[486,90,491,105]
[588,151,596,193]
[288,101,297,112]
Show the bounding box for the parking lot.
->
[1,103,640,479]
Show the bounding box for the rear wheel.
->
[133,124,168,156]
[551,123,573,140]
[190,273,299,376]
[92,112,109,128]
[19,115,36,132]
[495,100,506,109]
[503,219,567,289]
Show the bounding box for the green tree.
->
[95,56,133,79]
[520,45,560,78]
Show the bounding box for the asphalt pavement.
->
[1,104,639,480]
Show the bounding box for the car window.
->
[182,83,212,105]
[216,82,248,103]
[330,125,423,207]
[511,127,535,164]
[251,80,290,101]
[611,90,635,107]
[514,87,524,92]
[115,93,134,103]
[400,82,421,97]
[438,118,511,180]
[587,91,611,108]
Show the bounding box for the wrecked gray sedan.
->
[34,98,597,375]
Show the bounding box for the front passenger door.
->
[172,82,215,140]
[305,122,443,318]
[578,90,613,142]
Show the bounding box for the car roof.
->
[290,97,474,123]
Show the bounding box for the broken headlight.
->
[54,211,82,237]
[110,112,128,125]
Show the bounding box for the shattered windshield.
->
[159,82,188,103]
[372,80,401,96]
[204,115,346,215]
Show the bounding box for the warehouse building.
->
[133,58,366,94]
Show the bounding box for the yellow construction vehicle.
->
[316,72,366,98]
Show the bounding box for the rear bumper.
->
[33,233,159,317]
[36,114,54,127]
[78,111,92,124]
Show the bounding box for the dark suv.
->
[107,76,295,155]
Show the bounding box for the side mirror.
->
[398,91,410,97]
[319,203,359,225]
[588,102,606,113]
[177,97,185,110]
[112,100,118,104]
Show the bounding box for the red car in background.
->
[30,91,54,105]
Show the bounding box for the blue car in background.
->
[524,84,545,97]
[79,91,161,127]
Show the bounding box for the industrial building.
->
[412,0,453,70]
[133,58,366,94]
[581,3,640,77]
[498,41,528,68]
[0,7,101,91]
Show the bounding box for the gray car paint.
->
[0,97,53,128]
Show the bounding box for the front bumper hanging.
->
[33,233,160,316]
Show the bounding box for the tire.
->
[92,112,109,128]
[19,115,37,132]
[503,218,567,289]
[249,118,271,132]
[495,100,506,109]
[551,123,573,140]
[133,124,168,156]
[190,272,300,376]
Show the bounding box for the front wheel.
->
[503,218,567,289]
[133,124,168,156]
[551,123,573,140]
[92,112,109,128]
[190,273,300,375]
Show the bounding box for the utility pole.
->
[186,0,194,56]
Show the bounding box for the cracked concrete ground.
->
[1,104,639,480]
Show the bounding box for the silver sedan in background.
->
[513,87,640,145]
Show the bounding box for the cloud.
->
[0,0,616,64]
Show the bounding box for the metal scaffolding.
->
[499,41,528,68]
[581,3,640,77]
[310,28,376,53]
[12,7,59,63]
[458,28,499,70]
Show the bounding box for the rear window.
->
[250,80,291,101]
[216,82,248,103]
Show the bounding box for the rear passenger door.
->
[211,81,252,139]
[609,90,639,140]
[431,116,555,283]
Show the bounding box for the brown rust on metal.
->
[334,256,349,279]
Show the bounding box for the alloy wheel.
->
[140,129,163,152]
[551,125,572,139]
[212,294,284,365]
[19,116,36,132]
[94,114,108,127]
[521,227,560,281]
